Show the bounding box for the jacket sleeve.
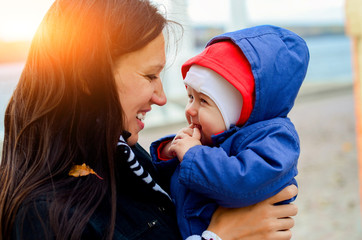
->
[178,120,299,208]
[149,134,180,189]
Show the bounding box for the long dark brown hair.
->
[0,0,167,239]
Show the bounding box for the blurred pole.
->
[161,0,193,98]
[227,0,249,32]
[346,0,362,215]
[166,0,193,53]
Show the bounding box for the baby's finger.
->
[184,128,194,136]
[174,135,181,141]
[167,145,176,157]
[192,127,201,140]
[178,127,193,137]
[175,131,189,140]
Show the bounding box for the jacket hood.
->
[182,41,255,127]
[199,25,310,126]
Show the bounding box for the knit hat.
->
[184,65,243,130]
[182,41,255,127]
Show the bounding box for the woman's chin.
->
[126,133,138,146]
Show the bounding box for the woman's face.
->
[114,33,166,146]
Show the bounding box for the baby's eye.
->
[188,95,194,101]
[200,98,208,104]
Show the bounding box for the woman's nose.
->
[151,80,167,106]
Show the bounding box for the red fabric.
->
[182,41,255,126]
[157,139,173,161]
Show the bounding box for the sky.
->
[0,0,346,42]
[246,0,345,25]
[0,0,54,41]
[187,0,345,25]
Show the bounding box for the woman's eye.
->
[146,75,158,81]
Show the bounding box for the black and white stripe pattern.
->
[117,136,170,199]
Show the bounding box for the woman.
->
[0,0,297,239]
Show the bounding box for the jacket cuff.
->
[157,139,173,161]
[185,235,201,240]
[201,230,222,240]
[185,231,222,240]
[150,134,175,162]
[150,134,180,182]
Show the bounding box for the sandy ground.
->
[138,82,362,240]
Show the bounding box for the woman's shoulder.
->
[12,197,54,239]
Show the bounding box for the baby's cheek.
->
[185,113,191,124]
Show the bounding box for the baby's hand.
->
[159,125,195,159]
[175,124,194,137]
[170,126,201,161]
[159,140,174,159]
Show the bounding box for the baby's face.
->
[185,86,226,146]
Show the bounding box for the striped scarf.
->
[117,135,170,199]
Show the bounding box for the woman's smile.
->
[136,112,148,130]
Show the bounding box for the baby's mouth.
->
[192,123,202,130]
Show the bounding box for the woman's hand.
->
[207,185,298,240]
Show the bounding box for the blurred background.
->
[0,0,360,239]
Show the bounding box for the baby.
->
[151,25,309,239]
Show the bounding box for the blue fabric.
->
[150,25,309,239]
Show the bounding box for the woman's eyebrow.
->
[145,62,165,72]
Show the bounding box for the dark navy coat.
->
[12,144,182,240]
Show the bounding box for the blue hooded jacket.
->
[150,25,309,239]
